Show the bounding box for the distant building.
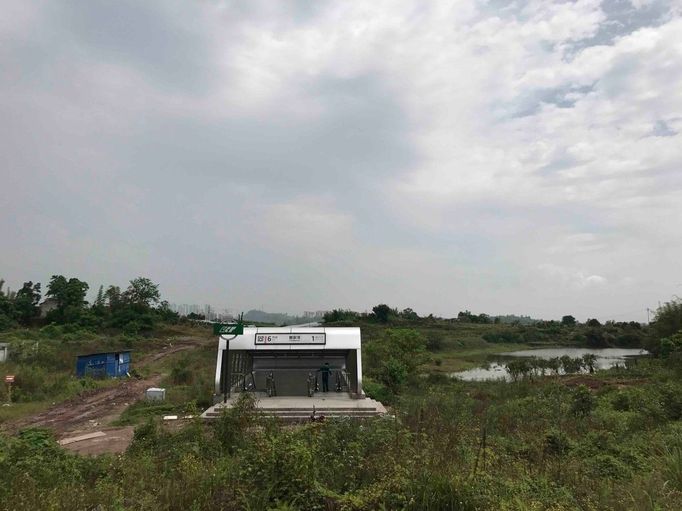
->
[304,311,329,319]
[38,298,59,318]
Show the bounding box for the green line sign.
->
[213,323,244,336]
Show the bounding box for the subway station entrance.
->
[213,327,364,401]
[204,327,386,420]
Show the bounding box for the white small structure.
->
[0,343,8,363]
[146,387,166,401]
[213,327,364,402]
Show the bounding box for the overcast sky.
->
[2,0,681,321]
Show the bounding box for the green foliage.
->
[14,281,41,325]
[362,378,396,404]
[366,329,429,393]
[584,327,612,348]
[170,358,194,385]
[662,445,682,491]
[45,275,89,323]
[371,303,395,323]
[561,315,576,326]
[458,310,492,323]
[570,385,596,417]
[424,332,444,351]
[653,299,682,342]
[115,401,179,426]
[482,330,523,343]
[323,309,360,323]
[659,331,682,360]
[122,277,160,309]
[3,361,682,509]
[585,453,631,479]
[659,382,682,420]
[544,429,572,457]
[582,353,598,373]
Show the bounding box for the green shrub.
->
[659,383,682,420]
[612,391,631,411]
[544,429,572,457]
[482,330,522,343]
[570,385,596,417]
[586,454,631,479]
[170,358,194,385]
[363,379,395,405]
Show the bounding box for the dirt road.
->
[4,339,208,454]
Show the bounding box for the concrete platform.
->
[201,392,387,421]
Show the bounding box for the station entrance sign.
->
[213,323,244,336]
[255,333,326,345]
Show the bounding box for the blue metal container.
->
[76,351,131,378]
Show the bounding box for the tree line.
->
[0,275,178,334]
[324,300,682,356]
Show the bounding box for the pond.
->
[451,347,648,382]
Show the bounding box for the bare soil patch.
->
[3,338,209,453]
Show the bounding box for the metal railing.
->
[229,368,352,398]
[308,369,351,397]
[231,371,256,393]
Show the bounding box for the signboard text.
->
[255,333,326,345]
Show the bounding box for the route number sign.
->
[4,375,14,383]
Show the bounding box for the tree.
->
[652,299,682,341]
[366,329,429,393]
[659,332,682,360]
[45,275,89,323]
[122,277,160,309]
[586,318,601,327]
[93,285,104,307]
[585,328,611,348]
[14,281,41,325]
[104,285,122,310]
[0,279,16,330]
[571,385,596,417]
[560,355,583,374]
[582,353,598,373]
[401,308,419,320]
[561,315,576,327]
[92,285,106,316]
[323,309,359,323]
[372,304,393,323]
[157,300,179,323]
[547,357,562,376]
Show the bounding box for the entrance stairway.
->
[201,394,387,422]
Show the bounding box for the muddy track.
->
[4,340,207,436]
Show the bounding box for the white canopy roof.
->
[218,327,361,351]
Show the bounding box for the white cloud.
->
[538,263,608,289]
[1,0,680,320]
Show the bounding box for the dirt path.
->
[4,339,208,454]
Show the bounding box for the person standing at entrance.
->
[318,362,331,392]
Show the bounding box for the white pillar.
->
[355,347,363,398]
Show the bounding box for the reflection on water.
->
[451,347,648,382]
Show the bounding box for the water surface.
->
[451,347,647,382]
